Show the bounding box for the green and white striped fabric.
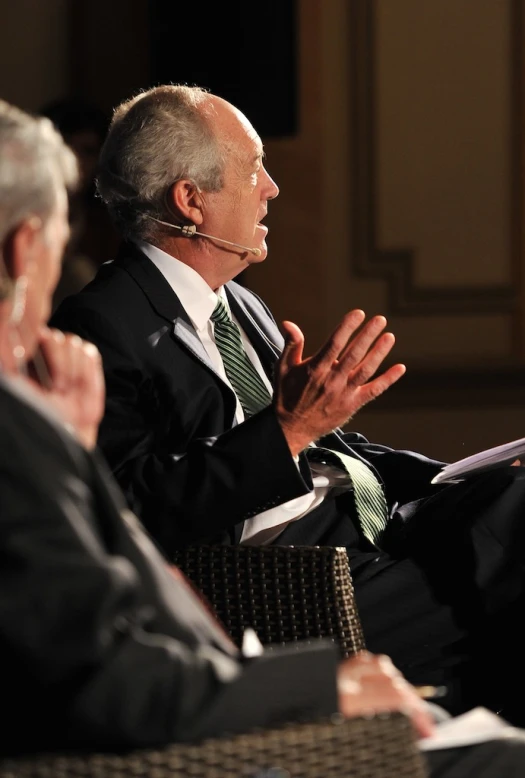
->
[211,297,272,418]
[307,446,388,546]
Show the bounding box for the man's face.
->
[23,185,70,356]
[201,98,279,278]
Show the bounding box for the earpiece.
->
[9,276,28,325]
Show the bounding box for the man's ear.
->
[10,218,44,279]
[167,181,204,226]
[2,218,41,282]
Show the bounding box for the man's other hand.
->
[337,651,434,739]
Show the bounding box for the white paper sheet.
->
[431,437,525,485]
[419,707,518,751]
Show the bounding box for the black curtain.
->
[148,0,298,138]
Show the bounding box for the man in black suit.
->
[52,85,525,721]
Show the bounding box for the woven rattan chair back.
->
[172,545,365,657]
[0,714,427,778]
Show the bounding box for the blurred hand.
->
[274,310,406,456]
[27,327,105,450]
[337,651,434,739]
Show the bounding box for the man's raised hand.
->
[274,310,405,456]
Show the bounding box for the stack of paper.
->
[420,707,518,751]
[431,437,525,485]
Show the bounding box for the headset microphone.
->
[146,215,262,257]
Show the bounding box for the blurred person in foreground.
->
[2,99,525,776]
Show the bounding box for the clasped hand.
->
[26,327,105,450]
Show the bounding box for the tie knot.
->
[211,297,230,325]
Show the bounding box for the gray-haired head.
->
[0,100,78,248]
[97,84,225,243]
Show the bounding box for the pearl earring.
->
[9,276,28,326]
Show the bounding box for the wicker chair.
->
[0,714,427,778]
[172,545,365,657]
[0,546,429,777]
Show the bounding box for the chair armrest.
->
[0,713,427,778]
[172,545,365,657]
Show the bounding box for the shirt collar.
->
[137,240,228,332]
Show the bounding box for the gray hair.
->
[0,100,78,245]
[97,84,225,243]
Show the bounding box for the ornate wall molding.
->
[349,0,523,318]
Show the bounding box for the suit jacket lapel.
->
[171,316,225,384]
[116,245,236,391]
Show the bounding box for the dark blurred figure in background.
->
[40,97,120,309]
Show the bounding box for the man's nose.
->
[263,168,279,200]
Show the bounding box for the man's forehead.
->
[248,127,264,156]
[230,119,264,167]
[208,94,262,153]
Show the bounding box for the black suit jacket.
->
[52,244,444,556]
[0,374,338,755]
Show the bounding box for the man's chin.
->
[249,238,268,263]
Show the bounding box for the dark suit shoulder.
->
[52,243,185,339]
[53,259,137,318]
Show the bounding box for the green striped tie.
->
[211,297,272,418]
[308,446,388,546]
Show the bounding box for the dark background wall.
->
[149,0,297,139]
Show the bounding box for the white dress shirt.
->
[138,241,350,544]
